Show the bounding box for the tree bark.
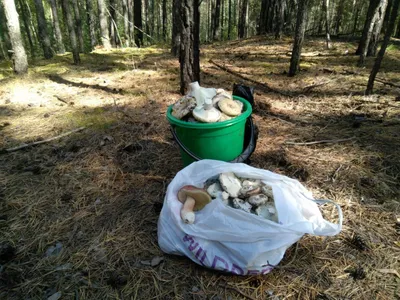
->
[238,0,248,38]
[180,0,200,95]
[259,0,267,35]
[48,0,65,54]
[33,0,53,58]
[2,0,28,73]
[367,0,388,56]
[122,0,130,46]
[335,0,345,34]
[109,0,119,47]
[275,0,285,39]
[134,0,143,47]
[366,0,400,94]
[85,0,97,50]
[352,0,362,36]
[323,0,331,49]
[17,0,35,56]
[0,0,12,59]
[171,0,179,55]
[128,0,134,46]
[70,0,84,52]
[213,0,221,40]
[162,0,166,41]
[356,0,380,56]
[228,0,232,39]
[288,0,309,76]
[97,0,111,48]
[61,0,80,63]
[220,0,224,40]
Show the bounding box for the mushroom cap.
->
[171,96,196,119]
[193,106,221,123]
[218,113,233,122]
[219,172,242,198]
[218,98,242,116]
[178,185,212,211]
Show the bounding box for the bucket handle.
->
[170,117,256,163]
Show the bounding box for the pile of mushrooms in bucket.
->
[178,173,277,224]
[171,82,244,122]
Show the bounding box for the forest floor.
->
[0,36,399,299]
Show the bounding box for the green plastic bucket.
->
[167,96,253,166]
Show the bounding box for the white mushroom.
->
[212,93,231,107]
[218,113,233,122]
[218,98,242,116]
[261,184,274,199]
[248,194,269,206]
[188,81,217,108]
[234,100,244,112]
[178,185,212,224]
[207,182,223,198]
[255,204,279,222]
[232,198,252,213]
[171,96,196,119]
[193,98,221,123]
[240,179,262,197]
[219,172,242,198]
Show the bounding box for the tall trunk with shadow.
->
[85,0,97,50]
[288,0,309,76]
[179,0,200,94]
[275,0,285,39]
[366,0,400,94]
[2,0,28,73]
[259,0,268,35]
[356,0,381,55]
[171,0,179,55]
[335,0,345,34]
[128,0,134,46]
[33,0,53,58]
[367,0,388,56]
[97,0,111,48]
[134,0,143,47]
[17,0,35,56]
[71,0,84,52]
[162,0,166,41]
[213,0,221,40]
[109,0,119,47]
[227,0,232,39]
[61,0,80,63]
[122,0,130,46]
[48,0,65,54]
[238,0,248,38]
[323,0,331,49]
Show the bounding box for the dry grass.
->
[0,37,399,299]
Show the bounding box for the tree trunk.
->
[48,0,65,54]
[71,0,84,52]
[109,0,119,47]
[33,0,53,58]
[356,0,381,55]
[352,0,362,36]
[275,0,285,39]
[144,0,149,37]
[122,0,130,46]
[97,0,111,48]
[259,0,267,35]
[238,0,248,38]
[220,0,224,40]
[2,0,28,73]
[323,0,331,49]
[0,0,13,59]
[171,0,179,55]
[367,0,388,56]
[0,34,7,60]
[335,0,345,34]
[17,0,35,56]
[134,0,143,47]
[85,0,97,50]
[162,0,166,41]
[382,0,392,33]
[213,0,221,40]
[366,0,400,94]
[228,0,232,39]
[180,0,200,95]
[288,0,309,76]
[61,0,80,63]
[128,0,134,46]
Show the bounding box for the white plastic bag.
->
[157,160,342,275]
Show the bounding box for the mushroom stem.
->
[180,196,196,224]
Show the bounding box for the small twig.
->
[4,127,86,153]
[54,95,69,104]
[219,283,257,300]
[285,137,355,146]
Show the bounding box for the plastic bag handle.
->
[313,199,343,228]
[170,117,256,163]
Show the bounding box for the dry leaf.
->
[377,269,400,278]
[140,256,164,267]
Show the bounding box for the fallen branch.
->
[3,127,86,153]
[285,137,355,146]
[219,283,257,300]
[303,79,335,92]
[375,78,400,88]
[54,95,69,104]
[209,59,294,97]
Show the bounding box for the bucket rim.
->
[166,95,252,129]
